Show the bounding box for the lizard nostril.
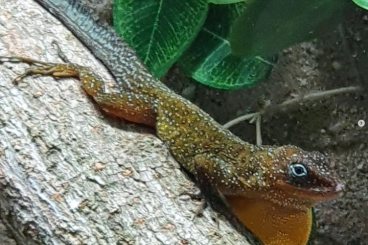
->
[335,182,345,192]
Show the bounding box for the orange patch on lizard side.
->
[101,104,156,127]
[226,195,313,245]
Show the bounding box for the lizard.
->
[0,0,344,244]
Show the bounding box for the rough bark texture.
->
[0,1,254,244]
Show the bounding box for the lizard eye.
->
[289,163,308,177]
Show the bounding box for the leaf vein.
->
[144,0,164,63]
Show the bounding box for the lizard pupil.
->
[290,163,308,177]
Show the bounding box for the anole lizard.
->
[0,0,344,244]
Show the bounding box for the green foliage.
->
[230,0,347,57]
[208,0,245,4]
[352,0,368,10]
[113,0,348,90]
[113,0,208,78]
[178,3,276,89]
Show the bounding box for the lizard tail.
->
[34,0,163,92]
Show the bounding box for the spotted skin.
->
[1,57,343,211]
[1,0,345,243]
[19,0,343,207]
[1,58,343,245]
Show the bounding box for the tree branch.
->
[0,0,255,244]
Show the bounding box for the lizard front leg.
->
[0,56,157,127]
[178,155,234,223]
[183,154,239,218]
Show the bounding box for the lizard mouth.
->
[279,180,345,206]
[306,182,345,201]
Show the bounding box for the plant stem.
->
[223,86,361,130]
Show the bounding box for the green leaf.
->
[178,3,276,90]
[352,0,368,10]
[230,0,348,57]
[208,0,245,4]
[113,0,209,78]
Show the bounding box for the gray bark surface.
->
[0,0,253,244]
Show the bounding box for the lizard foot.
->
[0,56,79,84]
[179,165,232,226]
[179,190,208,221]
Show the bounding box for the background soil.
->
[2,1,365,244]
[82,1,368,244]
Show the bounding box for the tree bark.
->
[0,0,256,244]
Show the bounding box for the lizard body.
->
[1,0,344,244]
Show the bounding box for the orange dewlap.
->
[226,195,313,245]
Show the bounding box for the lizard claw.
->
[180,190,220,226]
[0,56,63,84]
[191,199,208,221]
[0,55,56,67]
[179,190,207,220]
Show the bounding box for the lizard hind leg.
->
[0,56,157,127]
[0,56,80,84]
[77,67,157,126]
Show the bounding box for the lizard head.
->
[257,145,344,209]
